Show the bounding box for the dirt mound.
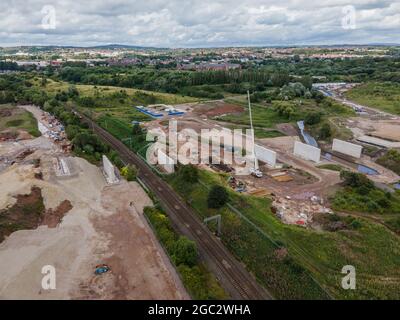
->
[0,109,12,117]
[276,123,298,136]
[0,186,73,243]
[17,130,34,141]
[16,149,34,161]
[0,186,45,243]
[0,130,18,142]
[42,200,73,228]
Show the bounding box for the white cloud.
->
[0,0,398,47]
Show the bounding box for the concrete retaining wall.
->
[332,139,362,158]
[102,155,119,184]
[255,144,277,167]
[293,141,321,163]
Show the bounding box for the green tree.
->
[207,185,229,209]
[132,123,142,135]
[304,112,321,125]
[340,170,375,191]
[178,164,199,183]
[319,123,332,140]
[121,165,137,181]
[172,236,198,267]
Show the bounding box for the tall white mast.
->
[247,90,259,171]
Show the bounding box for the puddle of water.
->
[322,153,380,176]
[357,164,379,175]
[297,121,318,148]
[394,183,400,190]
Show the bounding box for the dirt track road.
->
[258,136,341,198]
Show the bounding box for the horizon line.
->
[1,42,400,50]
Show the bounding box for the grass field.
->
[253,128,285,139]
[317,164,345,172]
[345,82,400,115]
[332,186,400,215]
[38,78,199,129]
[38,78,198,105]
[0,104,40,137]
[168,168,400,299]
[218,97,354,136]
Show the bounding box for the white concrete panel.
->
[158,149,175,173]
[255,144,277,167]
[293,141,321,163]
[332,139,362,158]
[356,136,400,149]
[102,155,119,184]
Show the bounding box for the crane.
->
[247,91,263,178]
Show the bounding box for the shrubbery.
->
[144,206,226,299]
[120,165,137,181]
[377,149,400,175]
[178,164,199,184]
[207,185,229,209]
[318,123,332,140]
[304,112,322,125]
[332,170,400,214]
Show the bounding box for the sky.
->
[0,0,399,48]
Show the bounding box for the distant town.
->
[1,45,398,72]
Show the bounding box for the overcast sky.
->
[0,0,399,47]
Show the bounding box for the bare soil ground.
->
[42,200,73,228]
[276,123,298,136]
[74,184,188,300]
[0,105,187,300]
[346,117,400,142]
[257,136,341,199]
[192,101,244,117]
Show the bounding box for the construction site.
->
[143,92,400,228]
[0,105,188,300]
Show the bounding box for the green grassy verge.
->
[168,168,400,299]
[168,169,331,299]
[218,97,354,134]
[332,186,400,215]
[254,128,285,139]
[317,164,345,172]
[345,82,400,115]
[144,206,227,300]
[37,78,198,105]
[0,104,41,137]
[96,114,149,153]
[377,149,400,175]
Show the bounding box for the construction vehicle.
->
[250,167,263,178]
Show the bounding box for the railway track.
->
[81,113,272,300]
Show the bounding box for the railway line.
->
[80,113,272,300]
